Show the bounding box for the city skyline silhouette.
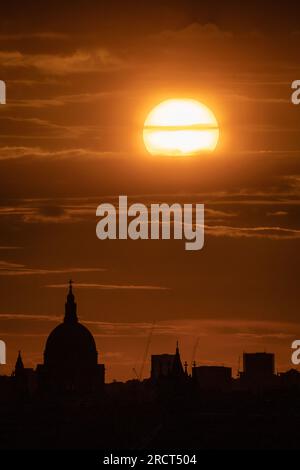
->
[1,281,299,392]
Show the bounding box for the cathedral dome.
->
[44,322,98,366]
[44,281,98,368]
[38,281,105,395]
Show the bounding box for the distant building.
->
[243,352,275,378]
[12,351,36,397]
[151,342,185,382]
[243,352,275,377]
[192,365,232,391]
[37,281,105,395]
[239,352,276,390]
[279,369,300,390]
[0,374,13,401]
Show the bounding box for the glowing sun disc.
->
[143,99,219,156]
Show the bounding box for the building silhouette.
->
[239,352,276,390]
[243,352,275,377]
[36,281,105,395]
[151,341,185,382]
[0,282,299,401]
[13,350,36,398]
[192,365,232,391]
[1,282,300,450]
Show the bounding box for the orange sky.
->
[0,1,300,382]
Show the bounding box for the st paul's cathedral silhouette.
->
[36,280,105,395]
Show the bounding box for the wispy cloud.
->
[0,116,98,139]
[152,23,233,44]
[0,48,125,75]
[0,262,105,276]
[0,317,296,342]
[0,246,21,250]
[0,146,125,161]
[267,211,288,217]
[46,282,170,291]
[0,313,60,321]
[205,224,300,240]
[6,91,122,109]
[0,32,69,41]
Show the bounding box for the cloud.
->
[0,48,125,75]
[0,196,237,226]
[0,313,59,322]
[6,91,122,109]
[0,192,299,234]
[0,316,296,342]
[267,211,288,217]
[205,224,300,240]
[0,246,21,250]
[22,205,75,224]
[0,32,69,41]
[0,116,97,139]
[46,282,170,291]
[0,200,94,225]
[205,208,238,221]
[152,23,232,44]
[0,146,125,161]
[0,263,105,276]
[0,202,79,223]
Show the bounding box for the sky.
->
[0,0,300,382]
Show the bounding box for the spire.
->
[14,350,24,376]
[16,350,24,369]
[64,279,78,323]
[171,340,184,377]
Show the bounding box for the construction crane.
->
[139,321,155,381]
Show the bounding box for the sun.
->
[143,99,219,156]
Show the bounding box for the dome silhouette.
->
[37,281,105,395]
[44,321,98,368]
